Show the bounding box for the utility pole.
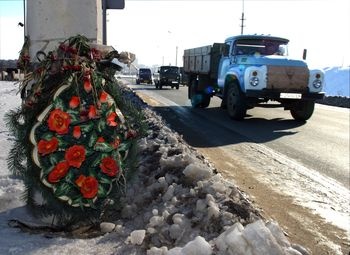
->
[175,46,178,66]
[240,0,245,35]
[102,0,107,45]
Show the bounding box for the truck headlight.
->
[312,79,322,89]
[249,76,259,86]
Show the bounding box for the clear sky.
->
[1,0,349,69]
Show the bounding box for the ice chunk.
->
[196,199,207,213]
[162,184,175,202]
[167,247,182,255]
[169,223,182,240]
[147,246,168,255]
[100,222,115,233]
[130,229,146,245]
[149,215,164,227]
[266,221,290,248]
[181,236,212,255]
[243,220,284,255]
[183,163,212,182]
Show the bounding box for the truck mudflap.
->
[245,89,325,101]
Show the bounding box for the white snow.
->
[0,66,348,255]
[323,66,350,97]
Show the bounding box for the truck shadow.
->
[151,105,305,148]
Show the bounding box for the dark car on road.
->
[155,66,180,89]
[136,68,152,84]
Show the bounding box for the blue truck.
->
[183,35,325,121]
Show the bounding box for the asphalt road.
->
[128,82,349,189]
[125,80,350,253]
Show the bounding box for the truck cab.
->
[155,65,181,90]
[183,35,324,121]
[136,68,153,85]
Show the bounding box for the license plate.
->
[171,81,178,84]
[280,93,302,99]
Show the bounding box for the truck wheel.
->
[176,85,179,89]
[190,80,210,108]
[226,83,247,120]
[290,101,315,121]
[136,80,140,85]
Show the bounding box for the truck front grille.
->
[266,66,309,92]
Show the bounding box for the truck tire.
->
[190,80,210,108]
[290,101,315,121]
[226,83,247,120]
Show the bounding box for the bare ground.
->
[198,147,350,255]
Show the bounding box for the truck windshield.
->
[160,66,179,74]
[139,69,151,74]
[235,39,288,56]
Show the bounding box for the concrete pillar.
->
[26,0,102,61]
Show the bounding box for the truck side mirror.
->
[303,49,307,60]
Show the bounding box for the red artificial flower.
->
[75,174,86,187]
[111,137,121,149]
[99,91,108,103]
[96,137,105,143]
[90,48,101,61]
[47,161,70,183]
[75,175,99,199]
[126,129,137,139]
[48,109,71,135]
[100,156,119,177]
[69,96,80,109]
[106,112,118,127]
[79,109,89,121]
[65,145,86,168]
[83,77,92,93]
[73,126,81,139]
[88,105,97,119]
[38,137,59,156]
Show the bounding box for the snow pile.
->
[323,66,349,97]
[111,107,310,255]
[0,81,310,254]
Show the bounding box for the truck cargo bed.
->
[183,43,224,79]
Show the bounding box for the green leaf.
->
[85,148,95,157]
[58,138,70,148]
[54,182,71,197]
[88,131,98,148]
[99,176,112,185]
[80,122,94,133]
[94,142,114,152]
[53,98,65,110]
[64,171,75,183]
[71,196,83,207]
[97,184,108,198]
[117,141,131,153]
[41,132,54,140]
[97,119,106,133]
[91,154,103,167]
[66,109,80,123]
[49,153,61,165]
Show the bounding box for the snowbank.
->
[323,66,349,97]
